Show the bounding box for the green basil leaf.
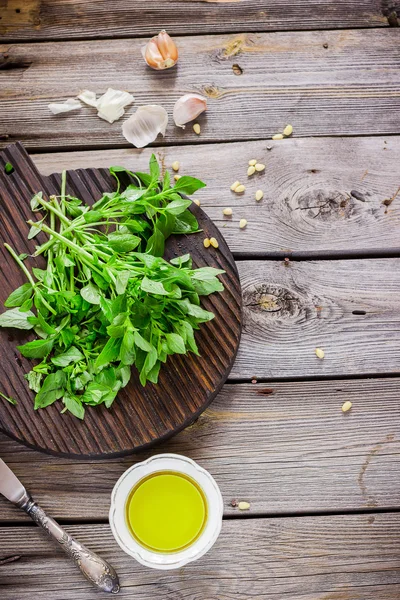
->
[165,332,186,354]
[170,253,192,267]
[133,331,153,352]
[18,338,54,359]
[80,282,101,305]
[4,283,33,308]
[186,303,215,322]
[145,227,165,257]
[146,360,161,384]
[173,176,206,195]
[173,210,199,234]
[141,276,169,296]
[63,394,85,420]
[108,231,141,252]
[35,371,66,409]
[165,198,192,216]
[0,308,35,330]
[119,331,136,365]
[115,270,130,295]
[95,337,122,369]
[51,346,84,367]
[192,267,226,280]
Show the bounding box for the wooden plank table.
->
[1,2,400,598]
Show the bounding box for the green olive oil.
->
[125,471,207,553]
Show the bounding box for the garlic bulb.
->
[142,30,178,70]
[48,98,82,114]
[122,105,168,148]
[173,94,207,128]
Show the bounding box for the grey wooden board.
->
[1,0,398,41]
[1,513,400,599]
[234,258,400,379]
[1,30,400,150]
[1,378,399,522]
[32,137,400,257]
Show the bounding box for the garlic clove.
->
[157,30,178,62]
[173,94,207,128]
[122,105,168,148]
[142,30,178,70]
[142,39,165,69]
[77,90,98,108]
[48,98,82,114]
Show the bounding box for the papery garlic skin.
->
[96,88,135,123]
[142,30,178,70]
[48,98,82,114]
[77,90,98,108]
[122,105,168,148]
[173,94,207,128]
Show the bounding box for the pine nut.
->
[193,199,200,206]
[238,501,250,510]
[174,174,181,181]
[342,401,352,413]
[283,124,293,137]
[248,159,257,166]
[203,238,211,248]
[193,123,201,135]
[230,180,241,191]
[171,161,180,171]
[315,348,325,359]
[272,134,284,140]
[223,207,233,216]
[255,190,264,201]
[255,163,265,172]
[235,184,246,193]
[247,166,256,176]
[239,218,247,229]
[210,237,219,248]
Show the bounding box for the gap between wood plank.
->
[233,250,400,260]
[2,506,400,528]
[1,24,397,45]
[21,132,400,156]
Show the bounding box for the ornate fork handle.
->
[17,490,120,594]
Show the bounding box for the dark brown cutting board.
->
[0,143,242,458]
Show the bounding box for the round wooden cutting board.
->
[0,143,242,458]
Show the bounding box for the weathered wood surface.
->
[234,258,400,379]
[0,143,242,457]
[1,513,400,599]
[32,137,400,257]
[1,378,399,522]
[1,0,398,42]
[1,30,400,150]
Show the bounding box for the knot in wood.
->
[294,188,358,221]
[243,284,302,320]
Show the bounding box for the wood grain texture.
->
[1,514,400,599]
[1,0,398,41]
[1,29,400,150]
[0,143,241,457]
[234,258,400,379]
[1,378,399,522]
[32,136,400,257]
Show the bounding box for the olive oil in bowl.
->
[125,471,207,553]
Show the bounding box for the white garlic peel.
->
[96,89,134,124]
[173,94,207,128]
[77,90,98,108]
[48,99,82,114]
[122,105,168,148]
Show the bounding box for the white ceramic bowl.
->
[109,453,223,569]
